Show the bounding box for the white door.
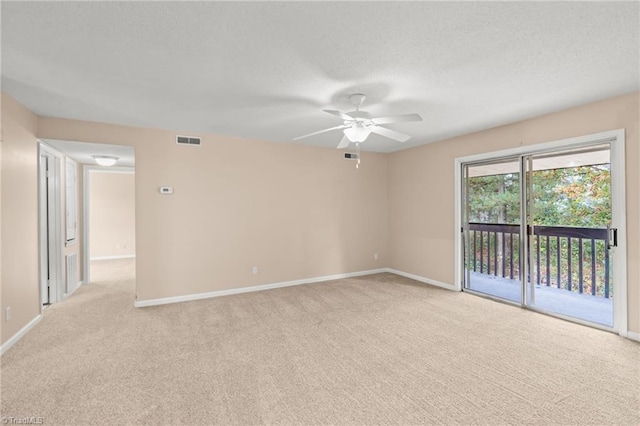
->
[39,149,62,305]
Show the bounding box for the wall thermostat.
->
[159,186,174,194]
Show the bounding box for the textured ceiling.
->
[2,2,639,153]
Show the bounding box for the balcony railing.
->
[467,223,610,298]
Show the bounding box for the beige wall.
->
[37,117,389,301]
[1,93,40,344]
[89,171,135,259]
[388,92,640,334]
[3,90,638,346]
[0,96,3,334]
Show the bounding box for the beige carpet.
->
[1,259,638,425]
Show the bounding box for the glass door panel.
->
[463,158,521,303]
[524,144,613,327]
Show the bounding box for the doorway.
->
[457,130,627,333]
[41,138,136,289]
[85,168,136,283]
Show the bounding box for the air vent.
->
[176,135,201,146]
[344,153,359,160]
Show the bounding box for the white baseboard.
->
[626,331,640,342]
[1,314,42,356]
[386,268,456,291]
[134,267,458,308]
[90,255,136,261]
[134,268,389,308]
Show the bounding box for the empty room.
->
[1,2,639,425]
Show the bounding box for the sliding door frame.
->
[454,129,627,336]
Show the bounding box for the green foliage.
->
[466,164,612,298]
[467,165,611,227]
[467,173,520,223]
[532,165,611,227]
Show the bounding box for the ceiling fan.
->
[293,93,423,149]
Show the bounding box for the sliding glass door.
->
[523,144,613,327]
[463,157,521,303]
[462,142,617,329]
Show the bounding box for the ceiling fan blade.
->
[323,109,355,121]
[370,126,411,142]
[371,113,423,125]
[337,135,351,149]
[293,124,349,141]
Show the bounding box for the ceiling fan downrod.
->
[349,93,366,111]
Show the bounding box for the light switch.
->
[159,186,173,194]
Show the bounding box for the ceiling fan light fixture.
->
[293,92,422,148]
[343,126,371,143]
[92,155,119,167]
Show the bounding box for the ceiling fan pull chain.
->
[356,143,361,169]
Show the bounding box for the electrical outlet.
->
[5,306,11,321]
[374,253,379,261]
[252,266,258,275]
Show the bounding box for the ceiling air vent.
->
[344,153,359,160]
[176,135,201,146]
